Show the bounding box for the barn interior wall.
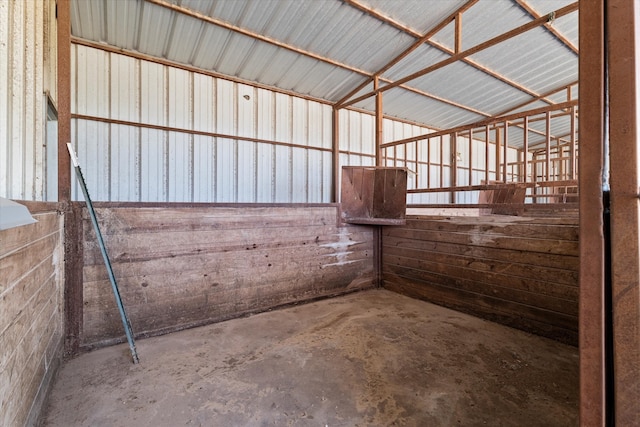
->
[0,0,58,201]
[0,203,65,427]
[77,204,375,348]
[382,215,579,345]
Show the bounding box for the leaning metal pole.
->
[66,143,139,364]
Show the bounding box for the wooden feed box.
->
[340,166,407,225]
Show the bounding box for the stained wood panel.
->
[81,205,375,347]
[383,215,579,344]
[0,207,64,427]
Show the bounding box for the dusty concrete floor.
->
[42,290,578,427]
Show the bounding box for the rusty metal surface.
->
[341,166,407,225]
[607,0,640,424]
[578,1,606,425]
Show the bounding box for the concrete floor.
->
[42,289,578,427]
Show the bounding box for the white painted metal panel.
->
[140,128,167,202]
[291,148,308,203]
[274,145,292,202]
[111,124,140,202]
[1,0,56,200]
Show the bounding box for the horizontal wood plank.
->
[383,235,578,270]
[384,245,578,286]
[0,212,60,257]
[80,206,375,346]
[382,215,579,343]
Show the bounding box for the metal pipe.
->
[66,143,139,364]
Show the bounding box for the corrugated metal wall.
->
[0,0,58,201]
[72,45,335,203]
[71,44,510,204]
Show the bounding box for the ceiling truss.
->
[144,0,577,129]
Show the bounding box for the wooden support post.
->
[503,122,508,182]
[485,125,490,183]
[468,130,473,186]
[523,117,529,183]
[557,138,565,180]
[440,136,444,187]
[579,0,606,424]
[57,0,71,202]
[451,133,458,203]
[495,127,501,181]
[57,0,82,357]
[607,1,640,423]
[415,140,419,188]
[332,106,340,202]
[427,137,431,188]
[570,105,577,179]
[375,77,383,167]
[545,111,551,181]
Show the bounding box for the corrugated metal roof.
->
[70,0,579,142]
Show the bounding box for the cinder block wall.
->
[0,203,65,426]
[383,215,579,345]
[76,204,376,349]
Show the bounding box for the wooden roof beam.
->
[336,0,478,107]
[146,0,371,77]
[380,100,577,149]
[515,0,579,55]
[148,0,488,118]
[340,2,579,109]
[495,80,579,116]
[341,0,559,109]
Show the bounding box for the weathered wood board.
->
[80,205,375,347]
[382,215,579,345]
[0,206,64,427]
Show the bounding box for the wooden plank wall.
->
[81,204,375,348]
[0,204,65,427]
[383,215,579,345]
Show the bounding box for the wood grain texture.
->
[0,211,65,427]
[383,215,579,345]
[80,206,375,347]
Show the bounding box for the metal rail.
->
[67,143,139,364]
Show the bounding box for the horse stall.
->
[6,1,640,426]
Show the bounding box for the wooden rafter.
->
[335,0,478,108]
[341,0,577,110]
[340,2,579,109]
[380,100,577,149]
[495,80,579,116]
[342,3,555,109]
[145,0,371,76]
[147,0,488,119]
[515,0,579,55]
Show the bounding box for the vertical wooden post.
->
[557,138,565,181]
[415,140,419,188]
[58,0,71,202]
[545,111,551,181]
[451,133,457,203]
[503,122,508,182]
[332,106,340,202]
[427,137,431,188]
[579,0,606,424]
[523,117,529,183]
[468,129,473,186]
[495,126,501,182]
[608,1,640,423]
[485,125,490,183]
[375,76,383,167]
[440,135,444,187]
[57,0,81,357]
[570,105,577,179]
